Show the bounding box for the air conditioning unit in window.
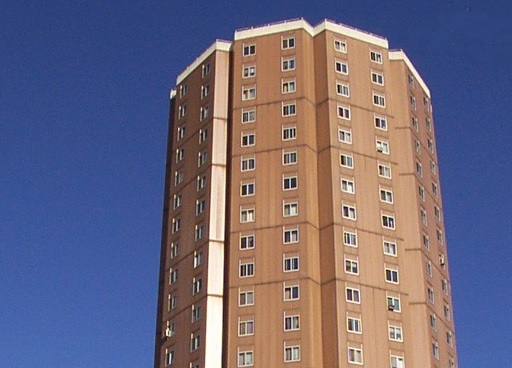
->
[439,255,445,266]
[388,304,395,311]
[377,147,384,152]
[165,328,172,338]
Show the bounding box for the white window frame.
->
[373,92,386,107]
[335,60,349,74]
[374,115,388,130]
[345,286,361,304]
[371,71,384,85]
[347,345,363,365]
[240,181,255,197]
[282,125,297,140]
[341,177,355,194]
[337,104,351,120]
[281,57,296,71]
[283,150,297,165]
[284,345,300,362]
[238,318,255,336]
[343,230,358,247]
[238,350,254,367]
[344,257,359,275]
[284,314,300,331]
[242,65,256,79]
[283,201,299,217]
[380,187,393,203]
[283,255,299,272]
[387,295,401,312]
[242,86,256,101]
[242,109,256,124]
[378,163,392,179]
[347,316,362,334]
[376,139,390,154]
[385,267,399,284]
[336,81,350,97]
[282,36,295,50]
[283,227,299,244]
[383,240,397,257]
[282,102,296,117]
[342,204,357,220]
[283,284,300,301]
[240,234,255,250]
[199,128,208,143]
[240,208,255,223]
[338,128,352,144]
[239,290,254,307]
[283,175,298,191]
[390,355,405,368]
[382,213,396,230]
[239,260,255,278]
[370,50,383,63]
[340,153,354,169]
[243,44,256,56]
[241,132,255,147]
[282,78,296,94]
[388,324,403,342]
[241,156,255,172]
[334,39,347,53]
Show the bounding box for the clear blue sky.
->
[1,1,511,367]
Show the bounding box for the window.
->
[410,95,417,110]
[337,105,351,120]
[284,284,299,301]
[178,104,187,119]
[430,313,437,330]
[437,228,443,244]
[240,234,255,250]
[335,39,347,53]
[385,267,399,284]
[383,240,397,256]
[283,150,297,165]
[428,286,435,304]
[165,320,175,338]
[169,294,177,310]
[197,151,208,167]
[202,63,210,78]
[239,290,254,306]
[408,73,415,88]
[449,358,455,368]
[199,128,208,143]
[282,36,295,49]
[345,257,359,275]
[442,278,449,294]
[347,316,362,333]
[426,260,433,277]
[426,117,432,131]
[173,194,182,210]
[238,351,254,367]
[243,44,256,56]
[170,243,179,259]
[416,161,423,177]
[283,175,298,190]
[282,57,295,71]
[411,116,419,131]
[192,277,202,295]
[165,348,174,366]
[419,185,425,201]
[241,182,255,197]
[376,139,389,154]
[171,217,181,234]
[375,115,388,130]
[284,315,300,331]
[336,82,350,97]
[447,331,454,347]
[343,231,357,247]
[341,177,355,194]
[428,138,434,153]
[242,86,256,101]
[387,296,401,312]
[195,224,204,241]
[282,102,296,117]
[190,333,200,352]
[370,50,382,63]
[432,341,439,359]
[378,163,392,178]
[432,182,439,197]
[373,92,386,107]
[371,71,384,85]
[200,105,209,121]
[335,60,348,74]
[241,157,255,171]
[444,304,451,320]
[346,286,360,303]
[342,204,357,220]
[201,84,210,99]
[283,255,299,272]
[420,208,427,226]
[239,319,254,336]
[415,139,421,154]
[382,213,395,229]
[389,325,403,341]
[179,84,188,98]
[340,153,354,168]
[169,268,178,284]
[390,355,405,368]
[177,125,185,141]
[176,148,184,163]
[348,346,363,364]
[423,234,430,250]
[174,170,184,186]
[282,125,297,140]
[243,65,256,78]
[434,205,441,222]
[431,161,437,175]
[240,208,255,223]
[241,132,255,147]
[282,79,296,93]
[284,228,299,244]
[283,202,298,217]
[239,260,255,278]
[284,345,300,362]
[338,128,352,144]
[242,109,256,123]
[380,188,393,203]
[193,250,203,268]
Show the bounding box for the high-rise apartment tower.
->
[154,18,458,368]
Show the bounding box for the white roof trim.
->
[235,18,314,39]
[234,18,388,48]
[389,50,430,98]
[176,40,232,85]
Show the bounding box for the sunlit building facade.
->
[154,18,458,368]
